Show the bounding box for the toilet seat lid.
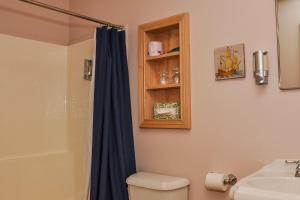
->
[126,172,190,191]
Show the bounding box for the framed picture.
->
[214,43,245,80]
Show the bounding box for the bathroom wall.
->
[0,34,74,200]
[69,0,300,200]
[0,0,70,45]
[67,39,94,200]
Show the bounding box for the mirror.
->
[276,0,300,90]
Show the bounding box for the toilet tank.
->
[126,172,189,200]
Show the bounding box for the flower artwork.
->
[214,43,245,80]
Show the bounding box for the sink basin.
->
[246,177,300,194]
[230,160,300,200]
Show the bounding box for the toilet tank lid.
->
[126,172,190,191]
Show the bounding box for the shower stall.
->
[0,33,95,200]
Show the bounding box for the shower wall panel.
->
[0,34,74,200]
[67,39,94,200]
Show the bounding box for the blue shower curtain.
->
[90,27,136,200]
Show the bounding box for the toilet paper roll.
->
[205,173,229,192]
[148,41,163,56]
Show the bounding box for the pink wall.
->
[0,0,69,45]
[69,0,300,200]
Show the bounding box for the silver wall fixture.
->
[253,51,269,85]
[84,59,93,81]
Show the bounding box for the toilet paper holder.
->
[205,172,238,192]
[224,174,237,186]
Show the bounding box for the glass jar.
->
[160,72,169,85]
[172,68,180,84]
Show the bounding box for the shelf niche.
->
[138,13,191,129]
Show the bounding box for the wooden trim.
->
[138,30,145,125]
[181,13,191,129]
[139,13,187,32]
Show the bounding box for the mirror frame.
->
[275,0,300,90]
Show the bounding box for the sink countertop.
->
[230,160,300,200]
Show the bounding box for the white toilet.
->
[126,172,189,200]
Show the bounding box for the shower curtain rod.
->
[18,0,124,30]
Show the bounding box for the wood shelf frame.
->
[138,13,191,129]
[146,51,180,61]
[146,84,180,91]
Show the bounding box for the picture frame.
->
[214,43,246,80]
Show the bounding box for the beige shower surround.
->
[0,34,93,200]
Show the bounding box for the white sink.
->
[230,160,300,200]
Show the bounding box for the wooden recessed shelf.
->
[139,13,191,129]
[146,83,180,91]
[146,51,180,61]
